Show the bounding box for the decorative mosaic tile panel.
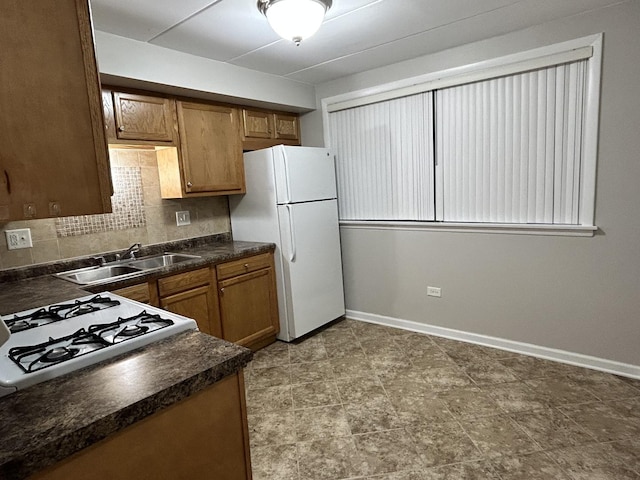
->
[55,167,146,237]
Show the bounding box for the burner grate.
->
[8,329,111,373]
[4,295,121,333]
[89,311,174,344]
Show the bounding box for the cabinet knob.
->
[220,288,225,294]
[118,126,125,132]
[243,263,249,269]
[187,181,193,188]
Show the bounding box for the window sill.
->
[339,220,598,237]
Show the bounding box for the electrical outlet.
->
[176,210,191,226]
[427,286,442,297]
[5,228,33,250]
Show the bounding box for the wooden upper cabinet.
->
[242,110,273,139]
[173,101,245,196]
[241,108,300,150]
[0,0,112,221]
[112,92,177,143]
[274,113,299,140]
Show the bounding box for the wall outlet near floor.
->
[427,286,442,297]
[176,210,191,226]
[5,228,33,250]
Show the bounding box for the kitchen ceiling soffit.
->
[90,0,623,85]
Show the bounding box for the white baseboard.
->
[346,309,640,380]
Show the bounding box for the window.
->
[324,35,601,235]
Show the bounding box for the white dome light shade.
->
[260,0,331,45]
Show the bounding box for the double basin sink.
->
[56,253,201,285]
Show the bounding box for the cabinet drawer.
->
[158,268,211,297]
[216,253,272,281]
[112,283,152,304]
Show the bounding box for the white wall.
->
[301,1,640,368]
[95,31,316,112]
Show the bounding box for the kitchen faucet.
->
[116,243,141,260]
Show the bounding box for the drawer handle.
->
[243,263,249,269]
[187,181,193,188]
[118,125,126,132]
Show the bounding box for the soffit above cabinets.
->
[90,0,621,85]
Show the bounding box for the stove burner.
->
[89,311,174,344]
[119,324,148,337]
[8,328,110,373]
[42,347,79,363]
[9,320,31,333]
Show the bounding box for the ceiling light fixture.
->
[258,0,332,46]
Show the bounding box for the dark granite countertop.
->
[0,234,275,314]
[0,331,252,480]
[0,235,266,479]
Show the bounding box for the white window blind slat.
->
[435,60,587,225]
[329,92,435,222]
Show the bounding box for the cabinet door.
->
[218,267,279,349]
[113,92,176,142]
[274,113,300,141]
[0,0,111,221]
[112,282,159,307]
[160,285,221,337]
[242,109,273,139]
[177,102,245,195]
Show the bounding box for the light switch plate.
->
[176,211,191,226]
[5,228,33,250]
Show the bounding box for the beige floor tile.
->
[330,352,376,377]
[524,378,599,406]
[558,401,640,441]
[297,436,365,480]
[336,374,387,403]
[344,396,403,434]
[460,415,541,458]
[248,411,296,447]
[566,370,640,401]
[245,384,293,414]
[462,360,519,385]
[387,391,454,425]
[408,420,482,467]
[251,443,298,480]
[422,365,474,391]
[422,460,501,479]
[245,365,291,390]
[437,386,503,419]
[250,341,290,368]
[490,451,572,479]
[291,380,341,410]
[289,340,328,363]
[290,360,335,384]
[546,443,640,479]
[354,429,424,476]
[484,381,549,413]
[294,405,352,442]
[510,408,595,449]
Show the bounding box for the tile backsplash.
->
[0,149,231,270]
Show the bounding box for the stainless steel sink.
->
[55,252,202,285]
[127,253,201,269]
[56,265,144,285]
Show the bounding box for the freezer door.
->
[273,146,337,204]
[277,199,345,340]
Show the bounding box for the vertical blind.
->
[329,92,434,221]
[329,59,587,226]
[435,60,587,224]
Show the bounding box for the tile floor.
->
[244,319,640,480]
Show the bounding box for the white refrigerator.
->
[229,145,345,341]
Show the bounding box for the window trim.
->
[322,34,603,233]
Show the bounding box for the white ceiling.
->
[90,0,620,85]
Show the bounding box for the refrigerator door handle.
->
[286,204,296,262]
[282,147,292,203]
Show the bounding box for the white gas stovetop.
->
[0,293,198,398]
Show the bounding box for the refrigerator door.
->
[273,146,337,204]
[277,199,345,340]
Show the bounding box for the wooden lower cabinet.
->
[111,281,159,306]
[217,254,279,351]
[158,268,221,338]
[29,371,252,480]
